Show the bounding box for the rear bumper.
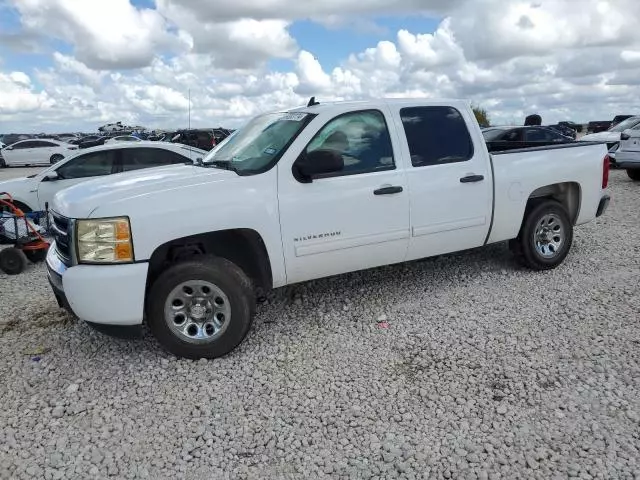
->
[596,195,610,218]
[46,243,148,326]
[612,151,640,169]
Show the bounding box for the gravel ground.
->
[1,170,639,480]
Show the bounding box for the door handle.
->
[374,185,403,195]
[460,174,484,183]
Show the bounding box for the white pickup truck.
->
[45,99,611,359]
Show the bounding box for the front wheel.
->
[627,169,640,181]
[509,200,573,271]
[0,157,5,168]
[147,256,255,359]
[50,154,64,164]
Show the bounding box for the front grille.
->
[51,211,72,266]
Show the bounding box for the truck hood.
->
[580,131,620,142]
[53,164,234,218]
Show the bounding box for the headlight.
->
[76,217,134,263]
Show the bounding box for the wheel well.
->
[146,229,272,294]
[527,182,581,224]
[0,199,32,214]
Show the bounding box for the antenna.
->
[307,96,319,107]
[188,88,191,130]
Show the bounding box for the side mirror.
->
[294,149,344,182]
[42,172,60,182]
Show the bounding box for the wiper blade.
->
[205,160,238,173]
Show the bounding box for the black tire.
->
[0,248,28,275]
[509,200,573,271]
[24,248,48,263]
[627,169,640,181]
[50,154,64,164]
[147,256,255,359]
[0,157,5,168]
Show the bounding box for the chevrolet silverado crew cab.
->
[46,99,611,359]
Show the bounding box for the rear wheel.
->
[50,154,64,164]
[0,157,5,168]
[627,169,640,181]
[0,248,28,275]
[510,200,573,270]
[147,256,255,359]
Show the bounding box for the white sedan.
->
[0,139,78,167]
[0,141,206,212]
[105,135,142,144]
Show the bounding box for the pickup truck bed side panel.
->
[90,169,288,288]
[487,143,607,244]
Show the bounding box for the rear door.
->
[389,105,493,261]
[37,150,118,210]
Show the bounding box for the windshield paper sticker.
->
[264,147,277,155]
[280,112,308,122]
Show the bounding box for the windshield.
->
[482,128,507,141]
[202,112,313,174]
[609,117,640,132]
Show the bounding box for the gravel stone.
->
[0,170,639,479]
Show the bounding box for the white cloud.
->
[8,0,182,69]
[4,0,640,132]
[0,71,54,116]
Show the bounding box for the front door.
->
[388,105,492,260]
[37,149,118,210]
[278,108,410,284]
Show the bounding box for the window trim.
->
[399,106,475,168]
[293,108,396,182]
[119,147,189,172]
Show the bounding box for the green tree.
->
[472,105,491,128]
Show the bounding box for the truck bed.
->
[487,141,608,245]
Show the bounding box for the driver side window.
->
[56,151,116,179]
[305,110,395,176]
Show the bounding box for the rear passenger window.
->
[400,106,474,167]
[121,148,187,172]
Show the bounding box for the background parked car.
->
[559,121,583,133]
[0,133,33,146]
[105,135,142,144]
[77,135,107,149]
[611,115,634,127]
[1,139,77,167]
[0,142,207,212]
[547,124,577,139]
[587,121,612,134]
[482,126,574,152]
[610,129,640,181]
[580,116,640,149]
[169,128,232,151]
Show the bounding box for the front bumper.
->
[46,243,148,326]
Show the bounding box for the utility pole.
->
[188,88,191,130]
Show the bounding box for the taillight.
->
[212,138,216,147]
[621,132,630,141]
[602,155,610,189]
